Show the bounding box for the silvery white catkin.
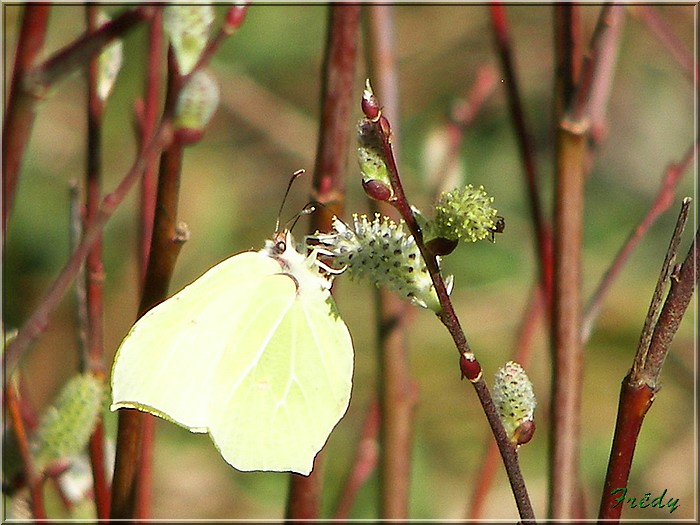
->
[310,213,453,312]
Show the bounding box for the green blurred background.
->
[3,4,695,520]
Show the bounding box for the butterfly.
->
[110,175,354,476]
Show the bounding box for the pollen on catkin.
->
[309,213,453,312]
[433,184,498,243]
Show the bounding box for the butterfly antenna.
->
[287,204,316,232]
[275,169,306,233]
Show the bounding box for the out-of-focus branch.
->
[364,4,417,519]
[286,4,360,519]
[3,7,152,233]
[583,141,697,342]
[83,6,110,519]
[491,3,553,304]
[630,5,695,80]
[3,4,51,233]
[4,123,173,377]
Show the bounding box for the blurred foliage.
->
[3,4,695,520]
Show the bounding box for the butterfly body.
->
[111,231,353,475]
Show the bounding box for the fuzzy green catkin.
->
[492,361,537,446]
[163,5,214,75]
[356,114,393,201]
[433,184,498,242]
[311,213,453,312]
[174,69,220,131]
[96,11,123,101]
[32,374,104,471]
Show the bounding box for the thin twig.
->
[468,284,546,519]
[25,6,154,95]
[5,380,46,519]
[430,63,498,200]
[4,122,173,377]
[598,200,696,521]
[490,3,552,304]
[136,9,164,285]
[631,4,695,79]
[84,7,111,518]
[131,8,163,520]
[630,198,693,386]
[582,141,697,342]
[362,84,535,523]
[333,399,380,519]
[365,4,417,519]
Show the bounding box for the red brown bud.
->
[459,352,482,382]
[362,179,393,202]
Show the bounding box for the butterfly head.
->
[261,229,334,295]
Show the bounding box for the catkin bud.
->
[309,213,453,312]
[492,361,537,447]
[174,69,220,144]
[361,78,381,121]
[357,120,393,201]
[163,5,215,75]
[32,374,104,471]
[96,11,123,101]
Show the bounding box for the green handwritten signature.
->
[611,488,679,514]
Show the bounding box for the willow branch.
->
[490,3,552,303]
[4,123,173,377]
[2,4,50,233]
[598,199,696,521]
[583,141,697,342]
[363,85,535,523]
[285,4,360,520]
[364,4,419,519]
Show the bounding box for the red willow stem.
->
[3,7,153,234]
[83,6,110,519]
[26,6,155,94]
[364,86,535,522]
[111,49,188,521]
[582,141,697,342]
[137,8,164,284]
[364,4,417,519]
[549,119,586,520]
[286,5,360,519]
[549,5,627,519]
[598,200,696,521]
[4,122,173,377]
[490,3,553,305]
[3,4,50,233]
[469,284,547,519]
[549,4,585,520]
[631,4,695,80]
[5,382,46,519]
[132,9,164,520]
[333,398,380,519]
